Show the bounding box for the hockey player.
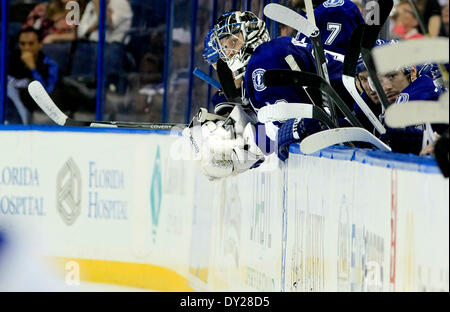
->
[214,10,366,160]
[355,39,445,155]
[295,0,365,55]
[183,10,358,181]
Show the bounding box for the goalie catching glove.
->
[183,106,265,180]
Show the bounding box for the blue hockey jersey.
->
[295,0,364,55]
[243,36,348,155]
[381,75,445,155]
[243,36,345,111]
[394,75,441,104]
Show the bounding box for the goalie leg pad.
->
[231,123,266,175]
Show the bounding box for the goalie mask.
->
[212,11,270,80]
[203,28,220,67]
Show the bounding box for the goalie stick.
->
[216,58,242,104]
[302,0,331,85]
[193,67,222,90]
[263,3,339,125]
[384,92,449,127]
[284,54,327,111]
[28,81,187,130]
[359,0,394,111]
[257,102,337,129]
[299,127,392,154]
[342,23,386,134]
[263,69,364,128]
[304,0,339,125]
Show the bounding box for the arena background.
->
[0,0,310,126]
[0,0,448,293]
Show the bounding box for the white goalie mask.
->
[212,11,270,79]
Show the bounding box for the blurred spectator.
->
[7,27,58,124]
[168,27,191,123]
[77,0,133,44]
[353,0,365,16]
[23,0,87,44]
[439,0,449,36]
[279,24,296,37]
[121,52,164,121]
[289,0,327,11]
[290,0,305,10]
[392,0,426,39]
[414,0,442,37]
[286,0,308,36]
[278,0,312,37]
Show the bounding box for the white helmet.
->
[212,11,270,79]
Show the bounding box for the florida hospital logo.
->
[56,158,82,225]
[252,68,267,92]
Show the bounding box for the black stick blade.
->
[263,69,324,89]
[343,24,365,77]
[216,59,241,103]
[263,69,364,128]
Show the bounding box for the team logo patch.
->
[252,68,267,92]
[375,39,386,46]
[395,93,410,104]
[323,0,344,8]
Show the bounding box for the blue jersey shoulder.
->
[395,75,441,103]
[316,0,364,54]
[296,0,364,55]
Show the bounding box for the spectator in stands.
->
[415,0,442,37]
[77,0,133,44]
[290,0,306,10]
[353,0,365,16]
[167,27,191,122]
[392,0,426,39]
[277,0,317,37]
[121,52,164,122]
[22,0,87,44]
[439,0,449,36]
[7,27,58,124]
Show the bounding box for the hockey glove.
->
[380,126,423,155]
[277,118,324,161]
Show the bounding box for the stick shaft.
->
[193,67,222,90]
[29,80,186,130]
